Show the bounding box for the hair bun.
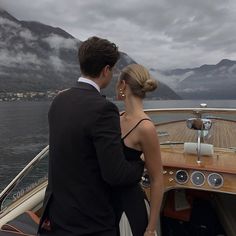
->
[142,77,158,92]
[119,63,159,99]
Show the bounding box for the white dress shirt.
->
[78,77,100,93]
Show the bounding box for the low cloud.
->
[150,70,195,90]
[0,16,37,44]
[228,64,236,74]
[181,87,209,93]
[0,49,42,67]
[48,55,64,71]
[0,16,20,28]
[43,34,77,50]
[19,29,36,41]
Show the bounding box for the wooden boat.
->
[0,106,236,235]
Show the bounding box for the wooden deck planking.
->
[156,119,236,148]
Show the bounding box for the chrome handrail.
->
[144,107,236,115]
[0,145,49,210]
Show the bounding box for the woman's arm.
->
[139,121,164,235]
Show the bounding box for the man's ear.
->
[102,65,110,77]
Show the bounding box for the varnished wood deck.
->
[143,110,236,196]
[156,119,236,148]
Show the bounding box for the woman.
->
[113,64,164,236]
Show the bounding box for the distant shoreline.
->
[0,90,59,102]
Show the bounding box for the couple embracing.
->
[38,36,164,236]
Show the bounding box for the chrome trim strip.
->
[0,145,49,210]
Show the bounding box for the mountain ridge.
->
[151,59,236,99]
[0,9,180,100]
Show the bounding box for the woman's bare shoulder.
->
[138,119,157,136]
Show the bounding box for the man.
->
[38,36,144,236]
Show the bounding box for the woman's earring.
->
[119,89,125,98]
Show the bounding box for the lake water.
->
[0,99,235,190]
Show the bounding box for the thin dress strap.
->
[122,118,151,140]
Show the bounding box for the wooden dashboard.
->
[162,146,236,194]
[142,146,236,195]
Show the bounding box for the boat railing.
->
[144,107,236,115]
[0,145,49,210]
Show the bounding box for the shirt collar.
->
[78,77,100,93]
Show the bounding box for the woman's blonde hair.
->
[119,64,158,98]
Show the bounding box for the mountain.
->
[0,9,179,100]
[0,9,80,92]
[151,59,236,99]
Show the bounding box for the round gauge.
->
[191,171,205,186]
[207,173,223,188]
[175,170,189,184]
[140,170,150,188]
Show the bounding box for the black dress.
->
[112,118,151,236]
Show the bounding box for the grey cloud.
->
[0,49,42,66]
[19,29,36,41]
[42,34,77,50]
[48,55,64,71]
[1,0,236,69]
[0,16,20,27]
[182,87,209,93]
[0,15,37,44]
[150,70,195,90]
[228,64,236,74]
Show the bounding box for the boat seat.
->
[0,211,39,236]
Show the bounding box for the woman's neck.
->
[123,96,144,119]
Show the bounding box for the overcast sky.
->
[1,0,236,70]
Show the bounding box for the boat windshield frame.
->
[0,145,49,211]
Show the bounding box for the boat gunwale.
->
[0,146,49,212]
[144,108,236,113]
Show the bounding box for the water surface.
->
[0,100,235,190]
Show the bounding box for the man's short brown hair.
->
[78,36,120,78]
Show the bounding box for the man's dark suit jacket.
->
[38,82,144,236]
